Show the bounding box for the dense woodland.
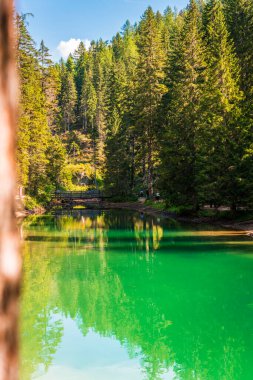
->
[17,0,253,210]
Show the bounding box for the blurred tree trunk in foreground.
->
[0,1,21,379]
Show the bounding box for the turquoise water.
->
[21,210,253,380]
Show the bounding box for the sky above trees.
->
[17,0,188,61]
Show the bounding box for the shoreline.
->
[99,201,253,237]
[18,201,253,237]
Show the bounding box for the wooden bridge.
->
[51,190,110,207]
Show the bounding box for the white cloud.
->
[57,38,91,59]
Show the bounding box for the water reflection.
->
[21,211,253,380]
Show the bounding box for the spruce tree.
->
[222,0,253,97]
[38,41,52,84]
[200,0,244,209]
[17,15,51,200]
[38,40,60,129]
[74,42,88,129]
[161,0,206,207]
[91,41,112,179]
[59,57,77,132]
[17,15,70,201]
[80,70,97,132]
[16,1,253,209]
[135,7,167,196]
[104,58,131,195]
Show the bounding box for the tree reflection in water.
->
[21,210,253,380]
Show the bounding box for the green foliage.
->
[222,0,253,97]
[160,0,206,208]
[135,7,167,195]
[23,195,40,211]
[144,200,167,210]
[66,163,95,189]
[59,59,77,132]
[198,0,245,209]
[17,16,71,205]
[17,1,253,211]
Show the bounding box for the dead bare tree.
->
[0,1,21,379]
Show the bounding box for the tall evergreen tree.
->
[17,16,51,199]
[59,57,77,132]
[38,40,60,129]
[222,0,253,97]
[104,58,131,195]
[91,41,112,178]
[74,42,88,129]
[161,0,206,207]
[200,0,244,209]
[135,7,167,195]
[16,1,253,209]
[17,16,69,202]
[38,40,52,85]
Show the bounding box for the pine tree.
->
[121,20,138,72]
[38,40,60,129]
[135,7,167,196]
[16,1,253,209]
[17,15,70,202]
[200,0,244,209]
[80,70,97,132]
[120,21,139,190]
[162,7,177,55]
[161,0,206,207]
[38,40,52,86]
[104,58,131,195]
[17,16,51,200]
[222,0,253,97]
[59,56,77,132]
[104,116,132,197]
[74,42,89,129]
[91,41,112,180]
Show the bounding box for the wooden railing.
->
[52,190,108,201]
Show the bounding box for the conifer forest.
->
[17,0,253,211]
[7,1,253,379]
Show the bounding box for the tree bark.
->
[0,1,21,379]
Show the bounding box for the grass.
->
[144,200,167,210]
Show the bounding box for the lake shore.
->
[17,200,253,237]
[100,201,253,237]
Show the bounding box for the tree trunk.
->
[231,202,237,213]
[147,134,153,196]
[130,136,135,190]
[0,1,21,379]
[92,119,97,188]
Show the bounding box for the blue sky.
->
[16,0,188,61]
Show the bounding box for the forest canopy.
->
[16,0,253,210]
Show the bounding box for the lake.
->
[20,210,253,380]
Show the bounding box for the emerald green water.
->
[21,210,253,380]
